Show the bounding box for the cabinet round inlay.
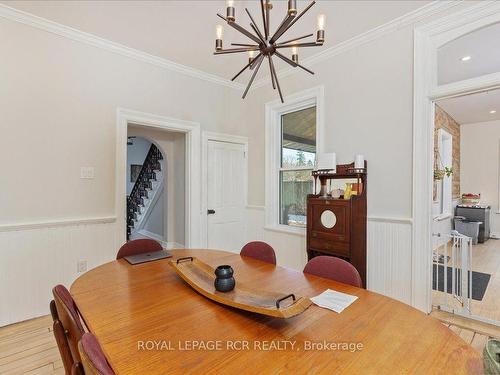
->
[320,210,337,229]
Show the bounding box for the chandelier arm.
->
[245,8,265,44]
[228,20,263,44]
[270,14,295,44]
[250,23,266,45]
[242,54,264,99]
[260,0,268,40]
[231,43,259,47]
[265,1,270,41]
[275,42,322,49]
[267,55,276,90]
[217,13,228,22]
[273,1,316,43]
[214,47,259,55]
[269,56,284,103]
[274,51,315,75]
[276,33,314,46]
[231,52,263,81]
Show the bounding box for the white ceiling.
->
[2,0,430,83]
[438,21,500,85]
[437,89,500,125]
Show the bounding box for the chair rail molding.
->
[413,1,500,313]
[200,131,249,248]
[0,216,116,232]
[0,3,242,90]
[116,108,201,248]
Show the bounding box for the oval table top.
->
[71,249,482,374]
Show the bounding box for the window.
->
[433,128,453,216]
[265,86,324,234]
[279,107,316,227]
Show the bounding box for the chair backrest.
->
[116,239,163,259]
[240,241,277,265]
[52,285,85,365]
[50,299,74,375]
[79,333,115,375]
[303,256,362,287]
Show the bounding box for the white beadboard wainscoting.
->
[245,206,413,305]
[0,217,117,327]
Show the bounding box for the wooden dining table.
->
[71,249,483,374]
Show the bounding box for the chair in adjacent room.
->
[240,241,277,265]
[52,284,86,374]
[303,256,362,288]
[116,238,163,259]
[78,333,115,375]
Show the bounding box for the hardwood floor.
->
[432,238,500,323]
[0,315,63,375]
[0,314,492,374]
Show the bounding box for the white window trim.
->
[265,86,325,235]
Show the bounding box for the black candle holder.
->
[214,265,235,292]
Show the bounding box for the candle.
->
[355,155,364,169]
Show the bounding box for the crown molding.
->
[251,1,462,90]
[0,3,244,90]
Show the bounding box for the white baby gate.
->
[432,231,472,317]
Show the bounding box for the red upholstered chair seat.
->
[116,239,162,259]
[79,333,115,375]
[240,241,276,265]
[303,256,362,288]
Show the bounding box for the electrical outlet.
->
[77,260,87,273]
[80,167,95,179]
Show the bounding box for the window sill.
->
[264,225,306,237]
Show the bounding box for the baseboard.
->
[489,232,500,239]
[135,229,184,249]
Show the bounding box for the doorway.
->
[115,109,201,248]
[203,134,248,252]
[431,89,500,325]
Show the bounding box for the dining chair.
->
[116,238,163,259]
[52,285,85,374]
[240,241,277,265]
[78,333,115,375]
[50,299,74,375]
[303,256,363,287]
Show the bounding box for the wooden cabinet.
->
[306,162,367,287]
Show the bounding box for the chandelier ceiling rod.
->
[214,0,325,103]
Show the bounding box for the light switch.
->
[80,167,95,179]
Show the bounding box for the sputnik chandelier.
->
[214,0,325,103]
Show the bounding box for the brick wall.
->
[434,105,460,199]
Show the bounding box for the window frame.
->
[265,86,324,235]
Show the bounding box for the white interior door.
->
[207,140,246,252]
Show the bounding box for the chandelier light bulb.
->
[226,0,234,7]
[216,25,223,39]
[248,50,255,58]
[292,46,298,55]
[317,14,326,30]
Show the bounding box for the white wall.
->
[0,16,245,326]
[126,137,151,195]
[461,120,500,235]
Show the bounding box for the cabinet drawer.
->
[309,238,350,257]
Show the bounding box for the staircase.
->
[127,144,163,239]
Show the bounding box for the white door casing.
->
[207,140,246,252]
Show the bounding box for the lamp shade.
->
[317,153,336,172]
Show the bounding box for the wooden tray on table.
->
[170,257,311,318]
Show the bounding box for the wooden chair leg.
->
[71,362,84,375]
[53,319,74,375]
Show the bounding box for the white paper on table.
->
[310,289,358,313]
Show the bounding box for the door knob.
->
[207,209,216,215]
